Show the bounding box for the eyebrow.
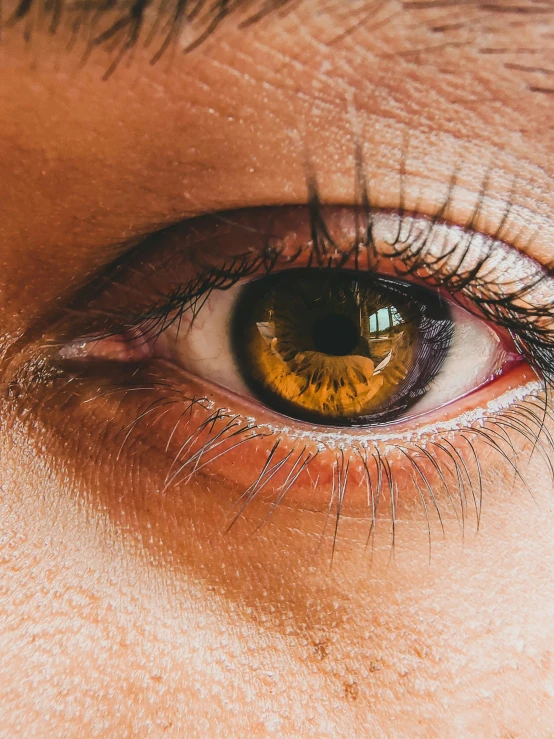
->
[6,0,297,70]
[5,0,553,80]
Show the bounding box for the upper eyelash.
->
[304,168,554,387]
[86,182,554,392]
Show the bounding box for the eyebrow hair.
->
[4,0,553,80]
[4,0,298,77]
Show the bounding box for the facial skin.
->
[1,1,554,736]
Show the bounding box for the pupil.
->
[311,313,359,356]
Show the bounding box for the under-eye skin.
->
[46,197,554,540]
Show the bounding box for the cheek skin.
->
[1,380,554,735]
[1,433,554,736]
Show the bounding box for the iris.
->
[232,270,453,426]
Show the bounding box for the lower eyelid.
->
[65,358,539,521]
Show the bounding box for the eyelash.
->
[0,147,528,553]
[86,172,554,390]
[39,161,554,554]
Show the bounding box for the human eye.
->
[47,182,553,544]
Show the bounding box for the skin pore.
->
[1,1,554,736]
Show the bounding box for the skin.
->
[1,1,554,736]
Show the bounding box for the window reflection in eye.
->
[54,200,552,526]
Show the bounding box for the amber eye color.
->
[231,270,454,426]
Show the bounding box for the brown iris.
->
[232,271,453,426]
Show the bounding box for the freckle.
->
[313,639,328,660]
[344,681,359,701]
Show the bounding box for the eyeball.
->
[166,270,515,427]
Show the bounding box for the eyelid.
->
[49,357,541,520]
[57,205,554,369]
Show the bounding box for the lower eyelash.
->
[58,363,552,557]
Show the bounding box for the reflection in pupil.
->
[311,313,359,356]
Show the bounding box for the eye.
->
[64,205,527,430]
[55,204,552,521]
[148,269,514,427]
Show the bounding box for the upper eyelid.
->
[10,179,523,360]
[57,201,554,322]
[54,204,554,371]
[24,144,551,356]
